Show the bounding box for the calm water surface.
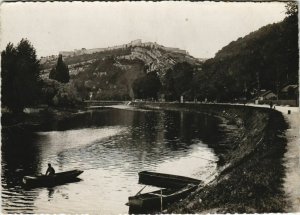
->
[2,106,226,214]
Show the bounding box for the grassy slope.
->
[41,45,200,100]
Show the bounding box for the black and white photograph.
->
[1,1,299,214]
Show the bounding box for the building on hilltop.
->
[161,46,187,55]
[130,39,142,46]
[58,39,189,57]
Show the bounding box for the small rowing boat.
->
[127,184,197,211]
[139,171,202,188]
[23,170,83,188]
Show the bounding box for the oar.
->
[135,185,147,196]
[189,155,216,162]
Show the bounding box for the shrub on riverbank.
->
[41,79,82,107]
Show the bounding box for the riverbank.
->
[2,102,298,212]
[131,102,295,213]
[1,104,223,214]
[1,106,84,133]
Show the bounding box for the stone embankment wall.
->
[131,102,288,213]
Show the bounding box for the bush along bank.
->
[131,102,289,213]
[1,106,85,134]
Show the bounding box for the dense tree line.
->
[132,71,162,100]
[132,62,198,101]
[164,62,195,101]
[1,39,41,112]
[132,4,298,102]
[1,39,77,111]
[195,11,298,102]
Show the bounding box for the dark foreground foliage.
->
[1,39,41,112]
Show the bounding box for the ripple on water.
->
[2,108,223,214]
[36,126,126,155]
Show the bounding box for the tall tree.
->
[132,71,162,99]
[1,39,41,112]
[164,62,194,101]
[49,54,70,83]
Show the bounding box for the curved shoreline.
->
[131,102,296,213]
[2,103,298,212]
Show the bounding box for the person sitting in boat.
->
[46,163,55,176]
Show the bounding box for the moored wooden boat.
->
[23,170,84,187]
[127,184,197,211]
[139,171,202,188]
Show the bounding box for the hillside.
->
[40,14,298,105]
[194,15,298,102]
[40,40,201,101]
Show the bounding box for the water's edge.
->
[131,102,289,213]
[2,106,222,214]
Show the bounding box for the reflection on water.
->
[47,188,54,200]
[2,107,225,214]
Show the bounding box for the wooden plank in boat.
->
[138,171,202,188]
[127,184,197,211]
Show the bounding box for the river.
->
[1,106,227,214]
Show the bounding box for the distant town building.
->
[279,84,299,100]
[257,90,277,100]
[197,58,208,62]
[161,46,187,55]
[130,39,142,46]
[40,55,58,64]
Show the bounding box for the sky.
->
[0,1,286,59]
